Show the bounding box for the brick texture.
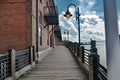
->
[0,0,60,54]
[0,0,32,54]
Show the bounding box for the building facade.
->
[0,0,61,54]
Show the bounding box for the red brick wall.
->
[0,0,32,54]
[32,0,60,52]
[26,0,32,48]
[38,0,59,50]
[38,0,50,51]
[0,0,60,54]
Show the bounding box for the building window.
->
[39,26,42,45]
[39,11,42,24]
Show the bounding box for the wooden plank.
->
[17,46,88,80]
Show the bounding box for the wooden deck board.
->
[17,46,88,80]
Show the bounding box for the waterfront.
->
[83,42,107,68]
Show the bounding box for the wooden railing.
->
[0,46,35,80]
[97,63,107,80]
[65,41,107,80]
[82,47,90,64]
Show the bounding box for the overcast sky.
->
[54,0,120,42]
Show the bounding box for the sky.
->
[54,0,120,42]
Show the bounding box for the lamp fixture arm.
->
[67,4,76,10]
[66,4,80,21]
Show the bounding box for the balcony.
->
[54,26,62,40]
[44,6,58,25]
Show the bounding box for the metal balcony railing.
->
[44,6,58,25]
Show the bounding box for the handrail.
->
[84,49,90,52]
[16,49,29,57]
[83,48,90,66]
[97,62,107,80]
[65,41,107,80]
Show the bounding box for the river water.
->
[83,42,107,68]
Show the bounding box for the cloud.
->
[80,11,105,41]
[79,0,95,14]
[59,0,106,42]
[59,11,78,33]
[118,17,120,34]
[88,1,95,8]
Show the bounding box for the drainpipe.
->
[36,0,38,53]
[103,0,120,80]
[52,25,54,48]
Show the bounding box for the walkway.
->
[17,46,88,80]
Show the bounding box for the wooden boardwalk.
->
[17,46,88,80]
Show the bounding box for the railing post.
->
[74,43,76,53]
[75,43,76,54]
[32,46,35,61]
[81,46,85,62]
[72,43,73,51]
[90,39,96,49]
[29,46,34,65]
[7,49,16,80]
[75,43,77,55]
[77,44,80,57]
[89,48,99,80]
[68,42,70,49]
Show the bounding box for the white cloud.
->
[79,0,95,14]
[59,0,106,42]
[80,12,105,42]
[88,1,95,8]
[59,12,78,33]
[118,17,120,34]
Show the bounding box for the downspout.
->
[36,0,38,53]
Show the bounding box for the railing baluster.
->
[81,46,85,62]
[77,44,80,57]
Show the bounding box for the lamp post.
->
[63,30,66,41]
[64,29,69,41]
[63,30,67,45]
[64,4,80,56]
[67,30,69,41]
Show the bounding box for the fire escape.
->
[44,6,58,25]
[44,6,61,41]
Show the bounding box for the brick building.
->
[0,0,61,54]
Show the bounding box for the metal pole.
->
[77,7,80,57]
[77,7,80,46]
[67,30,69,41]
[103,0,120,79]
[36,0,38,53]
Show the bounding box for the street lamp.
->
[64,29,69,41]
[64,4,80,56]
[67,30,69,41]
[63,31,66,41]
